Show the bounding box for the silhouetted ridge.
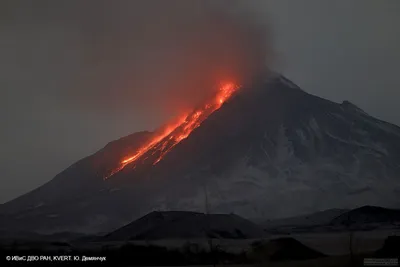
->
[330,205,400,225]
[251,237,326,262]
[103,211,265,241]
[376,236,400,258]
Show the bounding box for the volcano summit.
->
[1,74,400,234]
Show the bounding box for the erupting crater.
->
[105,82,238,179]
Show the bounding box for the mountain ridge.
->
[1,74,400,233]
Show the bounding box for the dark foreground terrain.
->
[1,233,399,266]
[1,207,400,266]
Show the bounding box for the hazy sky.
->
[1,0,399,203]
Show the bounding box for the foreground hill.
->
[262,205,400,233]
[262,208,349,229]
[104,211,266,241]
[330,205,400,227]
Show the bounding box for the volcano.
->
[1,73,400,234]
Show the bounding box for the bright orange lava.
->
[104,82,238,179]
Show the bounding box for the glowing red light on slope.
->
[104,82,238,179]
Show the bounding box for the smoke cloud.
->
[2,0,272,125]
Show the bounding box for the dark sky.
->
[1,0,399,203]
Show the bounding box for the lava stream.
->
[104,82,238,179]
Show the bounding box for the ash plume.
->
[80,0,272,117]
[3,0,273,125]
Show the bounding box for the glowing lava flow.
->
[104,82,238,179]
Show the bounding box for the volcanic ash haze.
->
[64,0,272,120]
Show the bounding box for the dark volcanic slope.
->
[104,211,266,240]
[0,131,152,233]
[1,74,400,234]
